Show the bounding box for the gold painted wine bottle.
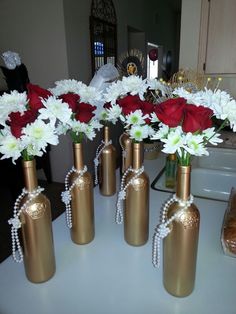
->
[124,142,149,246]
[163,165,200,297]
[119,132,132,174]
[99,125,116,196]
[20,160,56,283]
[70,143,95,244]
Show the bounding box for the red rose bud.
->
[140,100,155,115]
[117,95,142,115]
[182,104,213,133]
[59,93,80,113]
[77,102,96,113]
[75,110,95,123]
[154,97,187,127]
[27,83,52,111]
[8,109,38,138]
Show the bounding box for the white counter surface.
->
[0,155,235,314]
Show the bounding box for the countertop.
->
[0,154,235,314]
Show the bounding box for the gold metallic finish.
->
[120,132,132,174]
[99,126,116,196]
[124,142,149,246]
[70,143,95,244]
[163,165,200,297]
[132,142,144,169]
[20,160,56,283]
[22,160,38,191]
[168,153,176,161]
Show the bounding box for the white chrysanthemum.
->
[121,75,148,100]
[106,104,122,124]
[0,90,28,125]
[0,133,22,163]
[103,80,124,105]
[161,126,184,154]
[22,119,59,152]
[195,88,233,118]
[90,118,103,131]
[99,110,108,121]
[124,109,149,127]
[39,96,72,126]
[49,79,84,96]
[129,124,150,142]
[56,122,71,135]
[150,112,159,123]
[78,85,102,105]
[151,123,169,140]
[184,133,208,156]
[148,79,172,96]
[202,128,223,145]
[220,99,236,131]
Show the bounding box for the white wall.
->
[0,0,69,89]
[0,0,181,182]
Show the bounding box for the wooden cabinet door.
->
[198,0,236,75]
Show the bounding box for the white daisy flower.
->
[129,124,150,142]
[150,112,159,123]
[151,123,169,140]
[162,126,184,154]
[39,96,72,126]
[184,133,208,156]
[78,85,102,105]
[202,128,223,145]
[49,79,84,96]
[106,104,122,124]
[125,109,149,127]
[0,133,22,163]
[103,80,124,105]
[0,90,28,125]
[121,75,148,100]
[22,119,59,151]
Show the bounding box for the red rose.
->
[8,109,38,138]
[27,83,52,111]
[140,100,155,124]
[154,97,187,127]
[182,104,213,133]
[59,93,80,113]
[117,95,141,115]
[74,102,96,123]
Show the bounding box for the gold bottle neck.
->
[22,159,38,192]
[132,142,144,169]
[73,143,84,170]
[104,126,110,143]
[176,165,191,200]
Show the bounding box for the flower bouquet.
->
[0,83,59,282]
[48,79,102,244]
[151,84,236,297]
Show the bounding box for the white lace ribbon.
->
[93,140,112,185]
[8,186,44,263]
[116,166,144,224]
[152,193,194,268]
[61,165,87,228]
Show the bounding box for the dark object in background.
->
[0,63,30,92]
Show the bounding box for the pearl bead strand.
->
[61,165,87,228]
[93,140,112,185]
[8,186,44,263]
[116,166,144,224]
[152,193,194,268]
